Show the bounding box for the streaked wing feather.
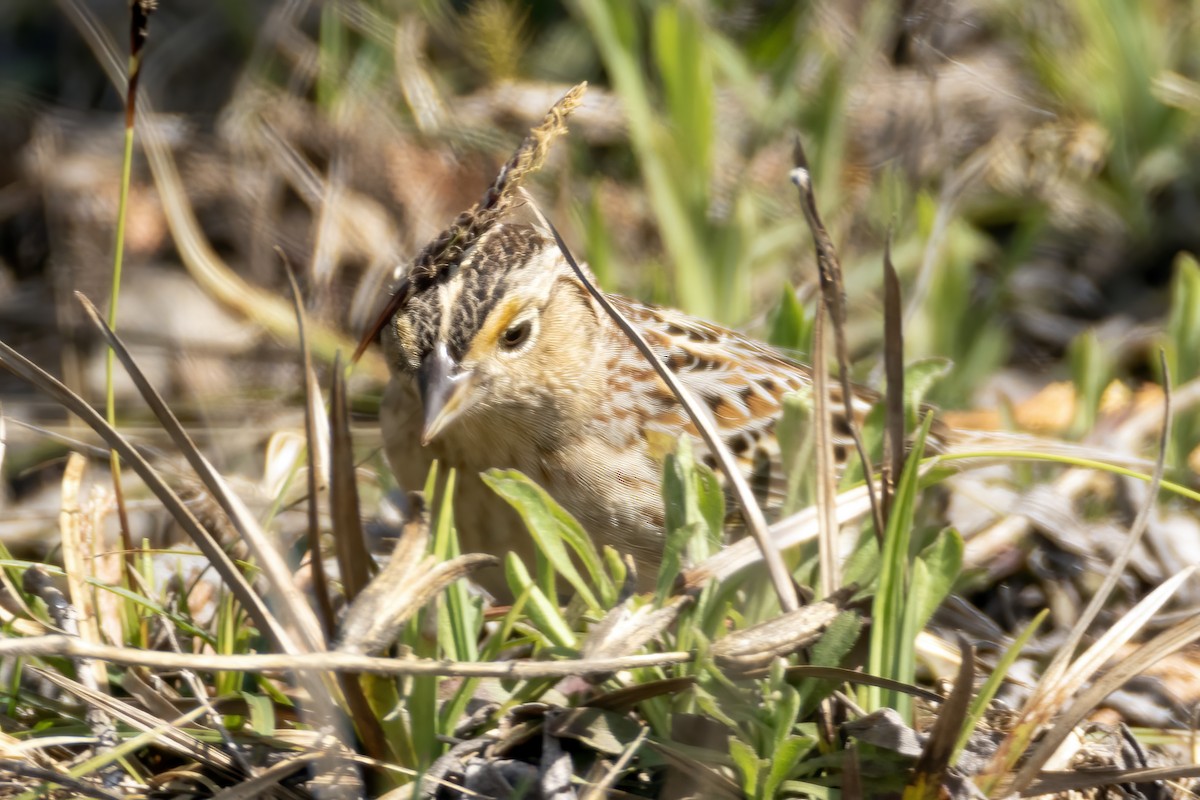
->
[607,295,879,518]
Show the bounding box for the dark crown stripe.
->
[447,226,549,360]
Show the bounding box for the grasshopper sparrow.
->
[362,86,910,595]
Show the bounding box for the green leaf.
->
[1166,253,1200,380]
[361,673,414,767]
[693,462,726,554]
[1068,329,1111,438]
[240,691,275,736]
[483,469,614,611]
[902,358,952,429]
[840,528,881,595]
[432,470,481,665]
[767,282,814,354]
[868,412,935,718]
[504,553,576,649]
[776,390,815,514]
[659,438,724,601]
[729,735,763,798]
[652,3,714,208]
[763,734,816,799]
[1162,253,1200,472]
[769,680,801,758]
[910,528,963,633]
[811,611,863,668]
[797,611,864,716]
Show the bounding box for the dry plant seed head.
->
[353,82,586,362]
[372,86,936,596]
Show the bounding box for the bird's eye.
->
[500,320,531,349]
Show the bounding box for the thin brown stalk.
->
[282,260,336,638]
[329,354,372,603]
[523,194,800,613]
[790,140,885,542]
[882,236,905,520]
[907,638,974,799]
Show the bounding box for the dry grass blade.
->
[978,564,1196,793]
[283,260,335,638]
[580,725,648,800]
[0,760,124,800]
[843,745,863,800]
[583,677,698,712]
[1039,352,1174,692]
[74,293,326,654]
[208,752,329,800]
[329,353,372,603]
[525,196,800,612]
[781,666,943,703]
[57,454,112,727]
[282,270,389,764]
[26,519,123,784]
[4,417,108,459]
[907,638,974,799]
[791,139,884,541]
[2,635,692,678]
[32,667,240,778]
[812,300,840,595]
[882,237,905,519]
[711,595,843,673]
[581,596,689,661]
[1022,764,1200,797]
[1013,611,1200,796]
[0,337,290,652]
[1005,566,1197,793]
[337,497,497,655]
[993,357,1179,793]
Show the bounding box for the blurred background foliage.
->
[1,0,1199,455]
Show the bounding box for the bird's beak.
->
[418,343,478,445]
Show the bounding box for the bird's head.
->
[383,223,601,444]
[354,83,595,443]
